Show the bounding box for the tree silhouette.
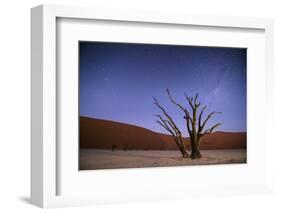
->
[154,89,221,159]
[153,97,189,158]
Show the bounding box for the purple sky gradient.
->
[79,42,246,134]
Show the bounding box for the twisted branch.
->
[201,123,222,136]
[200,111,221,132]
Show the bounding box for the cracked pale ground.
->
[79,149,246,170]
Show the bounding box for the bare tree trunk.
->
[176,138,189,158]
[179,148,189,158]
[190,137,201,159]
[182,151,189,158]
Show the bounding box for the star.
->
[213,87,220,95]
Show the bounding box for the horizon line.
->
[80,115,247,135]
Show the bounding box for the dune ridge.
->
[80,116,246,150]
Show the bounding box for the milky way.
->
[79,42,246,133]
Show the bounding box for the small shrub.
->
[112,144,117,151]
[123,144,129,151]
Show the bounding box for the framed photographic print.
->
[78,41,247,170]
[31,4,274,208]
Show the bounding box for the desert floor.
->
[79,149,246,170]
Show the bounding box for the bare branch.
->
[154,114,171,128]
[156,120,170,132]
[201,111,221,131]
[153,97,182,135]
[167,89,193,128]
[160,116,180,136]
[194,93,201,107]
[194,93,198,102]
[166,89,186,112]
[186,117,192,136]
[184,93,195,110]
[201,123,221,136]
[198,105,207,132]
[184,113,192,122]
[154,109,185,155]
[155,114,176,135]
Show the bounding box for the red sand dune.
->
[80,116,246,150]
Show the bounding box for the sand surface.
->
[80,117,246,150]
[79,149,246,170]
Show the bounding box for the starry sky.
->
[79,41,247,134]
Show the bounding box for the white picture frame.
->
[31,4,274,208]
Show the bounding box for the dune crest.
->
[80,116,246,150]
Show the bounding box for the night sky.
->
[79,42,246,134]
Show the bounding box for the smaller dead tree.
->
[112,144,117,152]
[153,97,189,158]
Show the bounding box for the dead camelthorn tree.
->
[153,97,189,158]
[166,89,221,159]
